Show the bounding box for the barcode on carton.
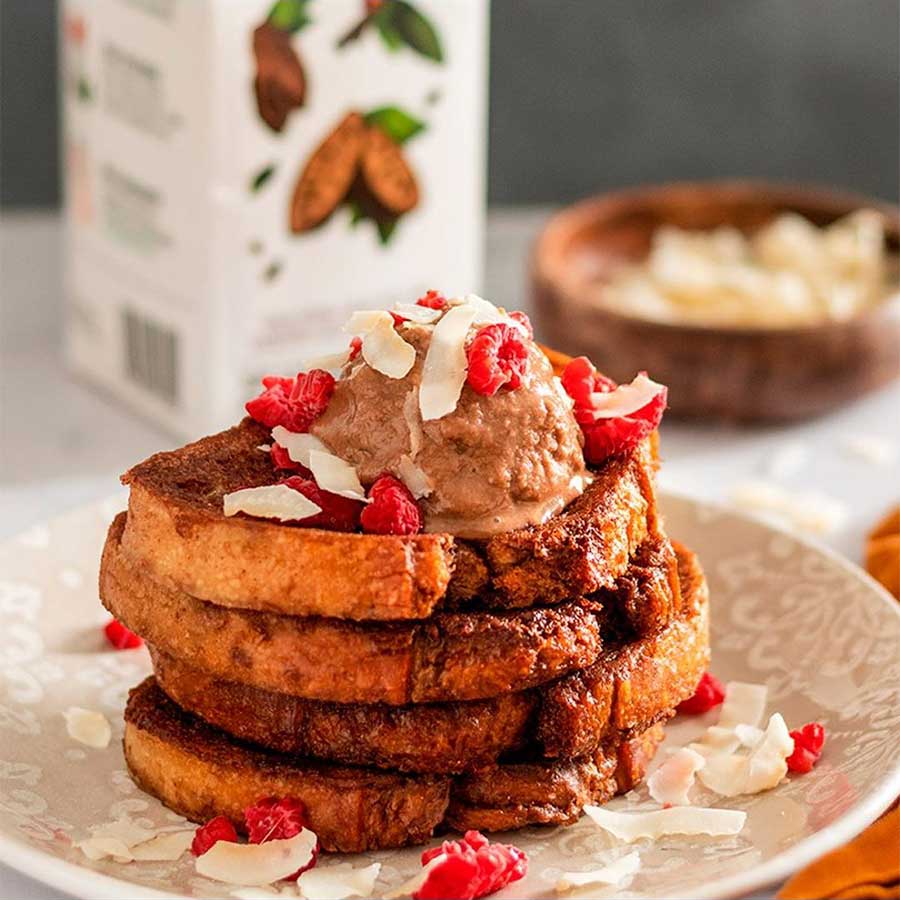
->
[122,308,179,405]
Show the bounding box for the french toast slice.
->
[102,514,683,704]
[120,419,658,620]
[145,543,704,773]
[124,679,664,852]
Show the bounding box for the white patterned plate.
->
[1,492,899,900]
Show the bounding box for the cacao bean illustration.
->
[290,112,367,233]
[359,124,419,215]
[253,21,307,133]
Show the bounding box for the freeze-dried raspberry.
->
[103,618,143,650]
[270,443,306,472]
[416,290,447,310]
[348,336,363,360]
[246,370,335,433]
[391,312,408,327]
[677,671,726,715]
[508,310,533,338]
[282,475,363,532]
[561,357,667,463]
[244,797,319,880]
[360,474,422,535]
[416,830,527,900]
[787,722,826,773]
[245,796,309,843]
[466,324,529,396]
[191,815,238,857]
[561,356,616,409]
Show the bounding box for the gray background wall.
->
[2,0,898,208]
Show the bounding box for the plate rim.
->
[0,490,898,900]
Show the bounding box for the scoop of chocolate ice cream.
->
[311,313,589,538]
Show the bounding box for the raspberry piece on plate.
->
[466,323,529,396]
[244,797,319,880]
[360,474,422,535]
[282,475,363,532]
[103,618,143,650]
[246,370,335,433]
[416,830,527,900]
[416,290,447,310]
[787,722,826,773]
[191,815,238,857]
[676,671,726,715]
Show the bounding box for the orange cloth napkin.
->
[777,805,900,899]
[866,505,900,600]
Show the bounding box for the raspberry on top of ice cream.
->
[238,292,667,538]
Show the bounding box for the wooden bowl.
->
[531,181,900,421]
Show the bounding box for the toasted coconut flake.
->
[196,828,318,886]
[344,310,416,379]
[383,853,446,899]
[63,707,111,749]
[584,373,666,419]
[308,449,367,501]
[77,835,134,862]
[258,444,272,453]
[271,427,329,468]
[689,725,742,758]
[392,303,443,325]
[556,852,641,892]
[397,455,433,499]
[419,303,477,421]
[648,748,706,806]
[735,723,765,749]
[297,862,381,899]
[224,484,322,522]
[88,817,157,847]
[583,805,746,842]
[129,830,195,861]
[718,682,768,729]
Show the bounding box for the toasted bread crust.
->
[104,514,615,704]
[120,420,657,620]
[103,514,686,704]
[146,543,703,772]
[124,679,663,851]
[145,545,705,772]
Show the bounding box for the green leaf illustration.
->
[347,201,366,227]
[375,17,405,51]
[392,1,443,62]
[364,107,426,144]
[267,0,312,33]
[76,77,92,102]
[377,218,399,245]
[250,164,276,193]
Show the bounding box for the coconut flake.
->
[344,311,416,379]
[556,852,641,892]
[308,450,367,501]
[224,484,321,522]
[841,434,897,466]
[383,853,447,899]
[271,427,329,468]
[129,830,195,861]
[419,303,477,421]
[689,725,743,759]
[397,456,433,499]
[718,682,768,729]
[196,829,318,886]
[734,723,765,749]
[583,805,746,842]
[698,713,793,797]
[77,835,134,862]
[583,373,666,420]
[64,707,111,749]
[392,303,443,325]
[297,862,381,899]
[647,748,706,806]
[729,480,846,535]
[258,444,272,453]
[403,390,424,457]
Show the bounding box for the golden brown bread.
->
[102,514,685,704]
[124,678,664,852]
[145,542,705,772]
[120,419,658,620]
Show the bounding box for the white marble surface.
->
[1,210,898,899]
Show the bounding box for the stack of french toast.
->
[99,294,709,853]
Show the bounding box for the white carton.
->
[61,0,488,436]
